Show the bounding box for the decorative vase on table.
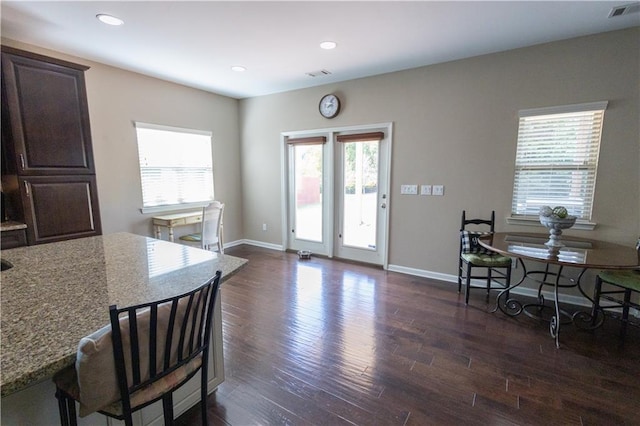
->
[539,206,577,248]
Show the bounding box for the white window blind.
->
[511,101,607,221]
[135,122,214,210]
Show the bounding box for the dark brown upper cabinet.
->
[1,46,95,175]
[1,46,101,245]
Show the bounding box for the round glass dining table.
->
[478,232,640,348]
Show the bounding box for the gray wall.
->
[240,28,639,281]
[1,38,243,243]
[3,28,638,289]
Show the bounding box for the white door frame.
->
[284,131,334,257]
[334,128,390,266]
[281,122,393,269]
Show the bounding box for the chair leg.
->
[55,388,78,426]
[486,268,492,297]
[621,289,632,339]
[67,396,77,426]
[201,366,208,426]
[162,393,174,426]
[457,258,463,293]
[120,411,133,426]
[55,388,69,426]
[465,264,472,305]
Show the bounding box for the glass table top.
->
[479,232,640,269]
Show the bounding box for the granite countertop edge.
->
[0,234,248,397]
[0,221,27,231]
[0,261,247,397]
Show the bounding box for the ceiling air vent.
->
[306,69,332,78]
[608,2,640,17]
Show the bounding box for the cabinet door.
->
[2,50,95,175]
[0,229,27,250]
[20,176,102,245]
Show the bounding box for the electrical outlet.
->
[262,223,267,231]
[400,184,418,195]
[420,185,432,195]
[432,185,444,196]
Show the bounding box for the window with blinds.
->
[511,101,607,221]
[135,122,214,210]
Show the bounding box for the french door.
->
[334,132,388,265]
[286,136,332,256]
[285,125,391,267]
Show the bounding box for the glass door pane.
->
[294,144,323,242]
[342,141,378,249]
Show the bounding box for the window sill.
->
[506,216,596,231]
[141,202,211,215]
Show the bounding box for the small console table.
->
[152,210,202,242]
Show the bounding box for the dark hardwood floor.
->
[177,245,640,425]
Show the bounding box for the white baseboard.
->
[228,239,285,251]
[387,264,454,283]
[389,265,639,319]
[388,263,592,309]
[224,246,638,319]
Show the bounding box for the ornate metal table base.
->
[492,258,602,348]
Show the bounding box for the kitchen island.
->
[1,232,247,425]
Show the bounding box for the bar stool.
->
[53,271,222,426]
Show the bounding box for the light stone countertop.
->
[0,232,248,397]
[0,221,27,231]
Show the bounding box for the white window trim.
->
[519,101,608,118]
[140,201,211,215]
[135,121,214,214]
[135,121,212,138]
[509,101,607,229]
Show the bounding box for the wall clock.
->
[319,94,340,119]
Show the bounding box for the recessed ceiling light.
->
[96,14,124,26]
[231,66,246,72]
[320,41,337,50]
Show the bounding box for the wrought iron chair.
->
[180,201,225,253]
[591,238,640,339]
[458,210,512,304]
[53,270,222,426]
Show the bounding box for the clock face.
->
[319,94,340,118]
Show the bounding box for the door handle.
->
[381,203,386,209]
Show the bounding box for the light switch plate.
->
[420,185,432,195]
[433,185,444,196]
[400,184,418,195]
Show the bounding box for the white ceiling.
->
[2,1,638,99]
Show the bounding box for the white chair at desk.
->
[179,201,225,253]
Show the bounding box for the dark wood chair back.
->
[457,210,511,304]
[460,210,496,233]
[110,270,222,424]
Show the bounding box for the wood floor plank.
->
[176,245,640,425]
